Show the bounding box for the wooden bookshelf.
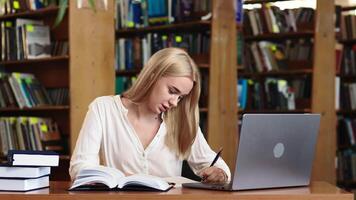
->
[208,0,238,170]
[116,20,211,37]
[238,69,313,78]
[311,0,336,184]
[69,1,115,151]
[0,56,69,65]
[337,110,356,115]
[339,75,356,80]
[239,109,312,115]
[240,0,336,184]
[341,6,356,11]
[0,1,115,180]
[0,106,70,112]
[335,5,356,189]
[244,31,314,41]
[337,180,356,188]
[0,6,60,20]
[244,0,295,4]
[339,39,356,44]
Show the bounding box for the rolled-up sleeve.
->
[187,128,231,181]
[69,100,104,180]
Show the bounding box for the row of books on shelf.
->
[115,32,210,71]
[237,77,311,111]
[243,6,314,36]
[0,18,68,62]
[116,76,311,111]
[0,117,63,157]
[0,72,69,109]
[337,149,356,183]
[115,74,209,108]
[244,39,313,73]
[339,82,356,111]
[0,150,59,192]
[336,44,356,75]
[338,117,356,148]
[115,0,211,29]
[0,0,54,15]
[338,13,356,40]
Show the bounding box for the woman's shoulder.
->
[90,95,122,109]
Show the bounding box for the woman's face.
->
[147,76,194,114]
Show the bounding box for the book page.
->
[70,166,125,189]
[117,174,171,191]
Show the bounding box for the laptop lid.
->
[232,114,320,190]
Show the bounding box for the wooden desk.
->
[0,181,353,200]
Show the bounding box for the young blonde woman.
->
[69,47,230,184]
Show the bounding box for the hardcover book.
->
[69,166,173,192]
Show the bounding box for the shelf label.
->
[13,1,20,9]
[20,117,27,123]
[41,124,48,132]
[127,21,134,28]
[5,22,12,27]
[24,78,33,84]
[26,25,34,32]
[9,117,16,123]
[29,117,39,124]
[175,36,182,43]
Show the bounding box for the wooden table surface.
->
[0,181,353,200]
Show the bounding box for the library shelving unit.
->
[241,0,336,183]
[115,20,211,131]
[0,2,115,180]
[114,0,238,169]
[335,5,356,189]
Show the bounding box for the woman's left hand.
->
[198,166,228,184]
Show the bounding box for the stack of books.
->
[0,150,59,192]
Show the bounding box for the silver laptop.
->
[182,113,320,191]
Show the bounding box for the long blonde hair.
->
[123,47,201,158]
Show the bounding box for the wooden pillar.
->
[311,0,336,183]
[69,0,115,152]
[208,0,238,171]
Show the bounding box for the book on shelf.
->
[114,0,210,29]
[25,24,51,59]
[115,32,210,71]
[340,82,356,110]
[0,165,50,178]
[243,6,314,36]
[0,175,49,192]
[115,76,137,94]
[0,72,60,108]
[7,150,59,167]
[0,0,56,15]
[236,77,310,111]
[0,18,55,61]
[237,79,248,110]
[244,39,313,73]
[69,166,173,192]
[0,116,63,156]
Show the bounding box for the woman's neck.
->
[122,97,161,122]
[135,103,161,122]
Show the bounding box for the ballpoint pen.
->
[201,147,223,182]
[209,147,223,167]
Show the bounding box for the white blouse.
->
[69,95,231,181]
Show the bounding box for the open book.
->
[69,166,173,192]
